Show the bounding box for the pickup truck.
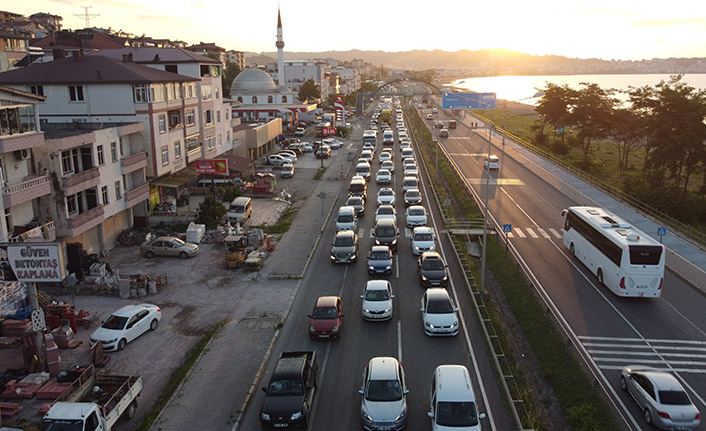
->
[260,351,318,429]
[41,370,142,431]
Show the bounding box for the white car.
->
[379,152,393,164]
[375,205,397,223]
[324,138,343,149]
[403,165,419,178]
[381,160,395,173]
[90,304,162,351]
[302,143,314,152]
[405,206,427,228]
[412,226,436,255]
[402,158,416,167]
[402,176,418,191]
[484,155,500,170]
[294,127,305,136]
[420,288,459,336]
[363,143,376,153]
[361,149,374,162]
[376,169,392,185]
[267,154,288,168]
[376,188,396,206]
[359,357,408,430]
[361,280,394,321]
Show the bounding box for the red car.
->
[308,296,343,340]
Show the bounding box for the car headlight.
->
[421,275,428,281]
[451,321,458,328]
[261,412,270,421]
[385,266,391,271]
[395,410,407,422]
[291,411,302,421]
[369,265,375,271]
[391,239,397,245]
[332,325,339,332]
[362,412,373,422]
[364,308,370,313]
[425,321,432,327]
[384,309,390,313]
[309,326,316,332]
[442,275,448,281]
[375,239,381,245]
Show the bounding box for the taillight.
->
[695,413,701,420]
[619,277,626,289]
[657,411,670,419]
[658,278,663,290]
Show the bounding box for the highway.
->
[424,93,706,431]
[239,99,516,430]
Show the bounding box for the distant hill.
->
[244,49,706,75]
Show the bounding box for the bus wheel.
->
[570,243,575,257]
[597,269,604,286]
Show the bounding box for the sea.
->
[447,74,706,104]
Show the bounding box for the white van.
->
[382,130,394,145]
[429,365,486,430]
[355,163,371,181]
[336,206,357,231]
[401,147,414,159]
[402,176,418,191]
[226,196,252,223]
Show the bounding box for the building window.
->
[217,134,222,147]
[237,96,242,103]
[165,64,178,73]
[268,95,273,104]
[30,85,44,96]
[134,84,149,102]
[119,140,124,157]
[97,145,105,165]
[4,208,11,236]
[169,110,181,128]
[216,88,220,99]
[226,131,231,144]
[115,181,122,199]
[252,96,258,103]
[66,194,78,216]
[185,110,195,126]
[205,110,213,125]
[174,141,182,159]
[216,111,221,123]
[101,185,109,205]
[61,149,77,175]
[205,136,215,149]
[110,142,118,162]
[202,85,212,101]
[282,95,288,103]
[69,85,84,102]
[161,146,169,165]
[158,114,167,134]
[225,110,229,120]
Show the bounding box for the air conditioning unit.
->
[14,149,30,160]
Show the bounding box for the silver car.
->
[140,236,199,259]
[359,357,408,431]
[620,365,701,429]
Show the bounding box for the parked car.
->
[405,205,428,228]
[303,143,314,152]
[90,304,161,351]
[359,357,408,431]
[281,162,294,178]
[267,154,289,168]
[377,188,396,206]
[418,251,448,287]
[367,246,394,276]
[308,296,343,340]
[294,127,305,136]
[361,279,394,318]
[420,288,459,336]
[404,188,423,207]
[140,236,199,259]
[411,227,436,256]
[375,205,397,223]
[330,230,359,264]
[483,155,500,170]
[620,365,701,429]
[316,144,331,159]
[376,169,392,185]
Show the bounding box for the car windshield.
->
[378,208,394,215]
[348,198,362,206]
[409,209,425,216]
[366,379,402,401]
[659,390,691,405]
[404,181,417,188]
[370,251,390,260]
[436,401,479,427]
[334,236,354,247]
[101,314,128,330]
[42,419,85,431]
[312,307,338,319]
[338,215,354,222]
[377,227,396,236]
[268,379,304,396]
[364,284,391,300]
[406,191,420,198]
[380,190,393,196]
[172,238,186,246]
[423,258,445,270]
[427,297,454,313]
[414,233,433,241]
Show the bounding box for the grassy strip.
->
[486,239,620,431]
[314,167,326,180]
[257,206,299,235]
[137,320,227,431]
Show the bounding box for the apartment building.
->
[0,85,54,244]
[265,60,329,102]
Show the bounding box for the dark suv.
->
[330,230,359,264]
[374,219,399,252]
[418,252,449,287]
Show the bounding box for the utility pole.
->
[74,6,99,28]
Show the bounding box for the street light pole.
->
[480,110,493,293]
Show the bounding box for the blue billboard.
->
[442,92,497,110]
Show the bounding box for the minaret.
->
[276,8,285,88]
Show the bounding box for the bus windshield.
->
[629,245,662,265]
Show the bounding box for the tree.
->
[570,83,617,159]
[609,107,646,178]
[222,62,241,96]
[298,79,320,103]
[534,83,575,145]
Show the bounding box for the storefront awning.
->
[150,165,199,188]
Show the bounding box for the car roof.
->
[426,288,451,301]
[368,357,399,380]
[314,296,340,308]
[111,304,155,317]
[370,245,391,254]
[376,218,396,227]
[153,236,179,242]
[408,205,426,212]
[422,251,442,259]
[434,365,474,402]
[414,226,432,234]
[636,368,685,391]
[366,280,391,291]
[335,230,356,239]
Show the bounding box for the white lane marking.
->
[395,255,400,279]
[513,228,526,238]
[589,350,706,359]
[538,228,551,239]
[397,321,402,363]
[525,228,539,238]
[599,366,706,373]
[507,232,514,238]
[579,336,706,345]
[549,228,563,238]
[584,343,706,352]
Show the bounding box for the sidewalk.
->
[148,122,361,431]
[453,109,706,293]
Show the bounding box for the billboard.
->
[195,159,228,174]
[442,92,497,110]
[322,127,337,136]
[6,243,66,282]
[334,95,345,124]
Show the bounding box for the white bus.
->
[561,206,665,297]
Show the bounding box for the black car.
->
[404,189,422,207]
[418,252,449,287]
[330,230,359,264]
[315,144,331,159]
[260,351,318,429]
[374,218,399,252]
[346,196,365,217]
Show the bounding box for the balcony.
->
[62,167,101,195]
[9,221,55,242]
[125,183,149,208]
[3,174,51,207]
[121,151,148,173]
[59,205,105,237]
[187,146,202,163]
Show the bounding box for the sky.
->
[18,0,706,61]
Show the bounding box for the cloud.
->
[633,17,706,27]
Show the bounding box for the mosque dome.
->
[232,68,277,92]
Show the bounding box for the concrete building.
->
[332,66,360,95]
[227,50,245,70]
[267,59,328,102]
[0,85,54,243]
[0,31,30,71]
[185,42,226,68]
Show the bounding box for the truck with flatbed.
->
[260,351,318,429]
[41,369,142,431]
